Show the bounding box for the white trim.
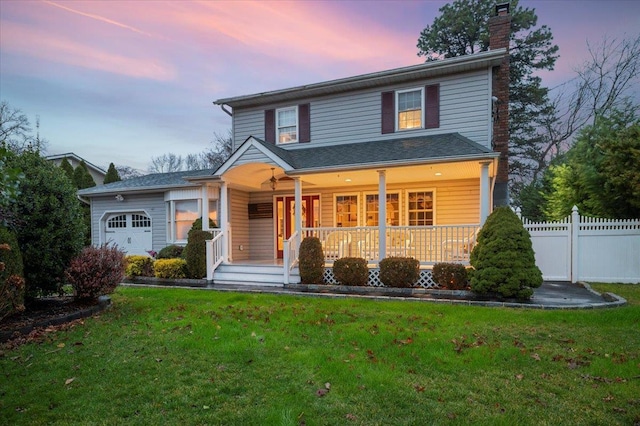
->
[276,105,299,145]
[214,136,294,176]
[333,193,360,227]
[404,188,437,226]
[395,87,424,132]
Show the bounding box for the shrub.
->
[333,257,369,286]
[184,230,212,279]
[379,257,420,288]
[4,150,85,296]
[157,245,184,259]
[154,258,187,279]
[0,227,25,319]
[125,255,155,277]
[470,206,543,300]
[432,263,469,290]
[298,237,325,284]
[65,244,125,301]
[189,217,217,233]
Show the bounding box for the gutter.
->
[77,194,90,205]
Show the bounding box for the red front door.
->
[276,195,320,258]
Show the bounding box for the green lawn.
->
[1,284,639,425]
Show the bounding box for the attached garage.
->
[103,212,152,256]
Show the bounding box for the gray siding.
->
[90,192,167,252]
[232,69,491,150]
[230,189,250,261]
[230,145,279,168]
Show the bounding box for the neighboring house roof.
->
[45,152,107,174]
[215,133,498,177]
[214,49,506,108]
[78,168,216,197]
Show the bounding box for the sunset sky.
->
[1,0,639,173]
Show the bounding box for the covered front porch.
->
[191,135,498,285]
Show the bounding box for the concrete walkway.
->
[123,279,627,310]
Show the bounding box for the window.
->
[131,214,151,228]
[277,106,298,144]
[396,88,423,130]
[407,190,434,226]
[174,200,198,241]
[107,214,126,229]
[365,193,400,226]
[335,194,359,227]
[208,200,218,226]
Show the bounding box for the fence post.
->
[571,205,580,283]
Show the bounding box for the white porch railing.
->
[283,231,301,284]
[302,225,480,265]
[206,229,224,281]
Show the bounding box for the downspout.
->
[218,103,232,117]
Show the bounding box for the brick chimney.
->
[489,3,510,207]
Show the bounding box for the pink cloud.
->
[1,20,175,81]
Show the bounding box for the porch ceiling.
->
[225,159,495,192]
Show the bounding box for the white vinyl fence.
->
[519,206,640,283]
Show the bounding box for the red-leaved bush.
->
[65,244,126,301]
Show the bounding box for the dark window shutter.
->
[298,104,310,143]
[425,84,440,129]
[264,109,275,143]
[381,91,395,134]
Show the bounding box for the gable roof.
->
[45,152,107,175]
[223,134,498,176]
[214,49,506,109]
[77,168,216,197]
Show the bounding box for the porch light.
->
[435,172,442,176]
[270,168,277,191]
[345,178,352,182]
[115,194,124,202]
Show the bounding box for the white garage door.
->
[105,213,152,256]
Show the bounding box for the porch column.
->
[294,177,302,235]
[220,181,229,263]
[479,161,491,225]
[378,170,387,262]
[201,184,210,230]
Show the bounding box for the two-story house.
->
[79,4,511,287]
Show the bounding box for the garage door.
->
[105,213,152,256]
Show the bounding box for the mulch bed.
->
[0,296,110,344]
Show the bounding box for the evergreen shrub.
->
[184,230,212,279]
[469,206,543,300]
[379,257,419,288]
[432,263,469,290]
[0,227,25,319]
[125,255,155,277]
[65,244,125,301]
[298,237,325,284]
[157,245,184,259]
[332,257,369,286]
[154,258,187,279]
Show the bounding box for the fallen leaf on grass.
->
[64,377,75,386]
[531,353,541,361]
[324,382,331,390]
[414,384,425,392]
[57,343,65,348]
[345,413,357,421]
[603,395,614,402]
[515,374,524,381]
[316,388,328,397]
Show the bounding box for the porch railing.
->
[206,229,224,281]
[283,231,301,284]
[302,225,480,265]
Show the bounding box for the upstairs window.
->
[396,88,423,130]
[265,104,310,144]
[277,106,298,144]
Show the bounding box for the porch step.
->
[212,264,300,287]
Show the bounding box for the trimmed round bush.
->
[333,257,368,286]
[469,206,543,300]
[154,258,187,279]
[65,244,126,301]
[298,237,325,284]
[379,257,419,288]
[184,230,212,279]
[125,255,155,277]
[432,263,469,290]
[157,244,184,259]
[1,227,25,319]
